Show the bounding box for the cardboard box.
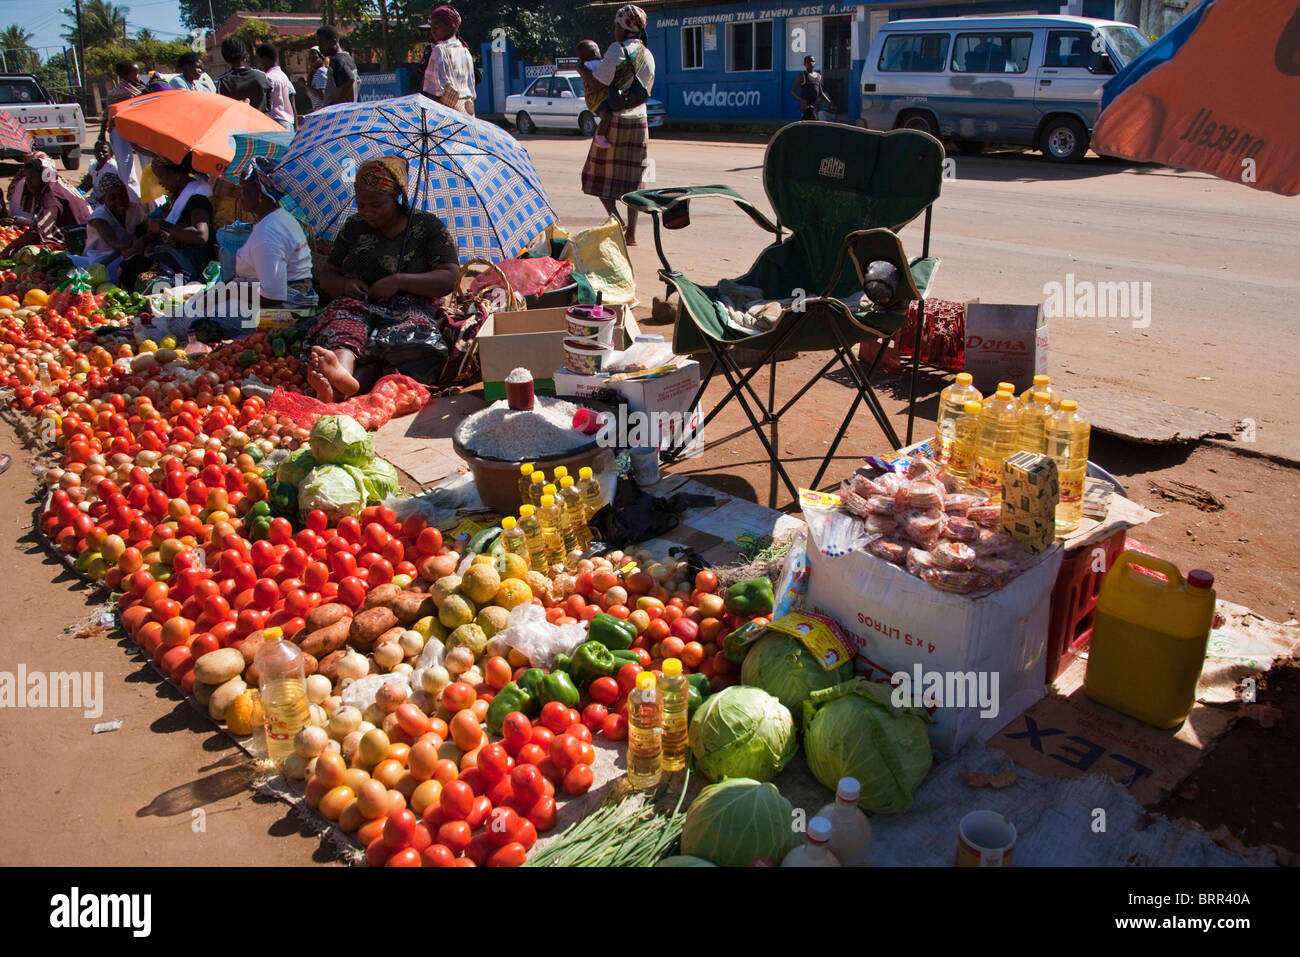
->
[477,306,640,402]
[553,361,703,454]
[963,303,1048,395]
[1000,451,1059,554]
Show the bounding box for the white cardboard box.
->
[963,302,1049,396]
[554,361,703,454]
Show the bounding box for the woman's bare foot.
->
[310,346,360,401]
[306,349,334,403]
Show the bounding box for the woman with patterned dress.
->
[303,155,460,402]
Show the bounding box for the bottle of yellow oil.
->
[946,400,982,488]
[934,372,982,463]
[577,466,602,519]
[657,658,689,772]
[627,672,662,789]
[536,494,567,568]
[1017,391,1054,455]
[517,462,536,506]
[1018,374,1060,409]
[517,505,547,573]
[1085,555,1216,728]
[528,470,548,507]
[253,627,310,765]
[500,516,530,563]
[969,389,1021,504]
[1045,399,1089,532]
[558,476,591,550]
[552,466,568,485]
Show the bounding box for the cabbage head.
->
[275,446,317,486]
[688,685,796,783]
[309,414,373,466]
[803,678,932,814]
[354,456,402,502]
[654,856,716,867]
[298,464,367,523]
[681,778,799,867]
[739,633,852,719]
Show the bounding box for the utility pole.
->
[73,0,86,87]
[378,0,390,69]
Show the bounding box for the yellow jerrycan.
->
[1084,552,1216,729]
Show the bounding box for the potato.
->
[302,653,318,676]
[363,583,403,611]
[299,619,351,659]
[208,677,247,722]
[192,679,216,708]
[193,647,246,685]
[239,629,267,669]
[375,626,405,649]
[392,591,435,624]
[419,553,459,583]
[317,649,346,684]
[305,602,349,633]
[349,606,399,651]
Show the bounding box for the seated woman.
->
[72,172,144,281]
[235,159,315,307]
[119,155,215,290]
[0,152,90,255]
[303,155,460,402]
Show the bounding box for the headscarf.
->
[355,155,407,196]
[243,157,286,204]
[615,4,647,36]
[98,171,124,195]
[430,5,461,34]
[19,151,92,225]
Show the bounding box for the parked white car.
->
[0,73,86,169]
[505,71,665,136]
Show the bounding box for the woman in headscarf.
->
[235,158,314,307]
[119,154,215,290]
[73,172,144,280]
[1,152,91,255]
[302,155,461,402]
[421,5,476,115]
[577,4,655,245]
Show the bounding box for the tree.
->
[0,24,40,73]
[62,0,130,47]
[178,0,302,33]
[135,28,154,44]
[232,17,275,51]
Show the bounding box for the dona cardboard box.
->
[553,361,703,454]
[478,306,640,402]
[963,302,1048,395]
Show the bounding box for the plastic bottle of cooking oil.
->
[577,466,603,519]
[537,494,567,568]
[627,671,662,789]
[528,470,548,507]
[253,627,310,765]
[935,372,982,463]
[970,389,1021,504]
[517,505,547,573]
[517,462,536,506]
[1045,399,1089,532]
[500,516,530,563]
[1018,374,1059,410]
[37,362,52,390]
[552,466,568,484]
[549,481,578,555]
[657,658,689,772]
[558,476,591,550]
[781,817,841,867]
[947,400,982,488]
[815,778,872,866]
[1017,391,1054,455]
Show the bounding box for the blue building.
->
[634,0,1129,125]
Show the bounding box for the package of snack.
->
[865,514,899,536]
[866,495,898,516]
[968,504,1003,527]
[838,480,872,518]
[922,568,989,594]
[931,541,977,571]
[943,493,987,516]
[975,557,1019,589]
[972,528,1017,558]
[874,471,906,496]
[897,508,946,547]
[944,514,980,542]
[866,538,908,565]
[850,473,888,498]
[906,456,942,480]
[897,481,944,511]
[906,547,937,577]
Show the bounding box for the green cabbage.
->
[681,778,799,867]
[654,856,716,867]
[803,678,933,814]
[275,446,317,486]
[354,456,402,502]
[688,685,796,783]
[309,414,373,466]
[739,634,852,719]
[298,464,367,524]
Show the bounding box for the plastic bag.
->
[366,318,449,384]
[340,673,411,712]
[385,472,474,529]
[496,603,587,670]
[468,257,573,297]
[931,541,977,571]
[602,338,677,374]
[771,528,809,618]
[897,508,946,547]
[409,637,447,692]
[866,538,908,565]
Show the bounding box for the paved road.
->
[519,132,1300,460]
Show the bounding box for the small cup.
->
[564,337,610,375]
[631,446,660,485]
[955,810,1016,867]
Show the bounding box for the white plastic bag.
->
[409,637,446,692]
[340,673,411,712]
[496,603,587,669]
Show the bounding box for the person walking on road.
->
[578,4,655,246]
[792,55,830,120]
[316,26,359,106]
[421,6,476,115]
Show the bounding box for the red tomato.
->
[190,633,220,658]
[465,795,492,830]
[516,743,546,767]
[617,662,644,695]
[305,510,328,535]
[548,734,579,771]
[422,844,456,867]
[670,617,699,642]
[485,807,521,848]
[436,820,472,855]
[337,576,367,609]
[565,722,593,744]
[540,701,572,735]
[511,764,546,806]
[601,713,628,741]
[440,780,475,821]
[526,796,557,832]
[514,818,538,851]
[563,763,594,796]
[501,711,533,754]
[366,560,394,587]
[365,836,394,867]
[464,831,495,866]
[581,703,608,731]
[476,744,512,784]
[487,842,528,867]
[384,847,421,867]
[383,809,420,849]
[589,677,620,706]
[416,526,443,555]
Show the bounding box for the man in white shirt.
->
[168,51,216,93]
[256,43,297,130]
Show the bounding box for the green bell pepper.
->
[724,577,775,617]
[539,671,580,709]
[237,348,259,368]
[687,681,704,718]
[571,641,617,685]
[610,649,641,668]
[588,612,636,650]
[687,672,710,703]
[553,654,572,675]
[248,514,273,542]
[486,681,534,734]
[518,668,547,706]
[268,481,297,517]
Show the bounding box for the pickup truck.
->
[0,74,85,170]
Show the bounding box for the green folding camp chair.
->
[623,123,943,504]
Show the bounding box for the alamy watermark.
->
[49,887,151,937]
[0,665,103,718]
[593,406,702,456]
[891,664,1000,719]
[147,274,261,329]
[1042,272,1151,329]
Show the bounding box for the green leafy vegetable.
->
[309,414,373,467]
[354,456,402,502]
[688,685,796,783]
[739,633,852,719]
[680,778,799,867]
[275,446,317,486]
[297,464,367,523]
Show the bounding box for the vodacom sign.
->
[681,85,761,108]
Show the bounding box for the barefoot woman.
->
[304,155,460,401]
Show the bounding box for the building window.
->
[878,33,950,73]
[823,15,852,70]
[728,21,773,72]
[682,25,703,70]
[951,33,1034,74]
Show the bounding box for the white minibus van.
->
[859,15,1150,162]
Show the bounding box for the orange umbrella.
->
[108,89,282,178]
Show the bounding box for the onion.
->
[87,453,107,467]
[375,680,409,713]
[294,725,329,758]
[373,641,403,670]
[421,665,450,696]
[282,752,310,780]
[391,662,413,676]
[358,718,377,735]
[444,646,474,676]
[307,703,328,727]
[459,666,483,688]
[339,730,362,759]
[328,704,363,738]
[322,739,342,755]
[43,468,64,488]
[337,650,369,681]
[305,674,332,704]
[59,471,81,489]
[398,630,425,658]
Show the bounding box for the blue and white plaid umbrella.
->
[223,130,295,183]
[271,95,557,262]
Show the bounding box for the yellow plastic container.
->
[1084,553,1216,729]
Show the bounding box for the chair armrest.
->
[622,185,780,236]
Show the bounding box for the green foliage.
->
[63,0,130,48]
[232,18,275,49]
[86,38,192,76]
[179,0,302,33]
